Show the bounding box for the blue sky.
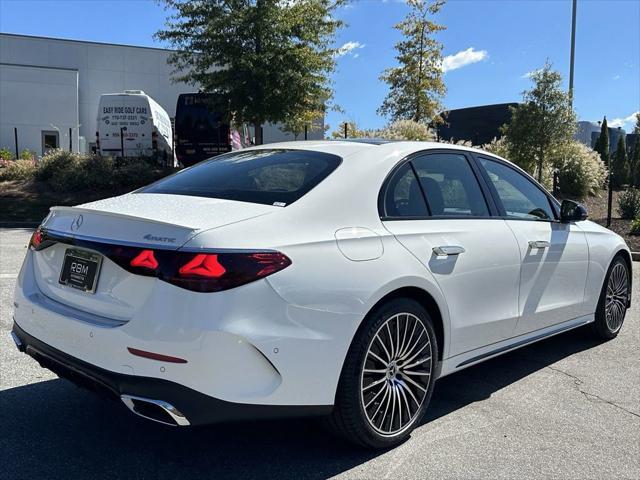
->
[1,0,638,133]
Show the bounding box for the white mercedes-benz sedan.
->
[12,141,631,448]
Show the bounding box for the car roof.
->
[246,140,503,163]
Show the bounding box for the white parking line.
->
[0,274,18,279]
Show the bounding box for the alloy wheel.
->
[605,262,629,333]
[360,313,432,436]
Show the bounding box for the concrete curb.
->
[0,222,40,229]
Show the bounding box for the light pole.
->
[569,0,577,105]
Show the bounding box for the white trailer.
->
[96,90,173,162]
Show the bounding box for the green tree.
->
[156,0,344,144]
[378,0,446,124]
[595,116,610,164]
[501,62,577,182]
[612,134,629,187]
[282,109,325,140]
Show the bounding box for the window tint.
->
[479,157,555,220]
[381,163,429,217]
[141,149,341,206]
[412,153,489,217]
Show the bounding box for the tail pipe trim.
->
[120,394,190,427]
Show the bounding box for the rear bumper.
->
[15,248,359,406]
[11,321,332,426]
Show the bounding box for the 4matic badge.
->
[143,234,176,243]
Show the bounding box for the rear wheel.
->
[326,298,438,448]
[592,255,630,339]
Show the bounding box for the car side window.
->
[479,157,555,221]
[382,162,429,217]
[411,153,489,217]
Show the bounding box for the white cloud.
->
[336,41,365,58]
[608,111,639,130]
[441,47,488,73]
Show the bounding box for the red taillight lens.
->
[168,251,291,292]
[29,228,44,250]
[130,249,159,270]
[178,254,226,278]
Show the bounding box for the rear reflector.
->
[127,347,187,364]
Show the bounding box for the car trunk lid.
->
[33,193,276,320]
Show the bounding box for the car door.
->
[476,156,589,335]
[381,150,522,356]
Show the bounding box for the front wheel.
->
[326,298,438,448]
[592,255,630,339]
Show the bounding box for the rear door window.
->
[380,163,429,217]
[141,149,342,206]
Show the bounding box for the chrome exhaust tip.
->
[120,394,190,427]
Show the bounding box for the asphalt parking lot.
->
[1,228,639,480]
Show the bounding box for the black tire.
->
[326,298,438,449]
[592,255,630,340]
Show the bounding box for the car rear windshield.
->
[140,149,342,206]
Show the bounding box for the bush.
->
[630,218,640,236]
[618,188,640,220]
[483,137,607,198]
[378,120,435,141]
[482,137,512,160]
[113,157,166,188]
[37,150,79,181]
[553,141,607,198]
[19,149,36,160]
[0,147,13,161]
[35,150,173,192]
[0,158,37,181]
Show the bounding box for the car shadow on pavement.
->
[0,327,602,480]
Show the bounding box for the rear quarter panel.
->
[577,220,631,315]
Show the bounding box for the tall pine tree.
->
[596,116,610,164]
[612,134,629,187]
[378,0,446,124]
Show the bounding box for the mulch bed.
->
[581,191,640,252]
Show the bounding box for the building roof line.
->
[0,32,177,53]
[0,62,79,73]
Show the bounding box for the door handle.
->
[433,245,465,256]
[528,240,550,249]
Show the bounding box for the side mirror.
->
[560,199,588,222]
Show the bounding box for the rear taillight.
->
[26,229,291,292]
[178,254,226,278]
[167,252,291,292]
[130,250,159,270]
[29,228,44,250]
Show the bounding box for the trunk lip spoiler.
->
[49,205,199,230]
[40,228,281,254]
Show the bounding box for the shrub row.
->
[482,137,607,199]
[0,149,176,192]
